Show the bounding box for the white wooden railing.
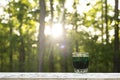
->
[0,73,120,80]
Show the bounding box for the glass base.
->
[74,68,88,73]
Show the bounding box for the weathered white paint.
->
[0,73,120,80]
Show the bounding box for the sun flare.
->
[45,23,63,38]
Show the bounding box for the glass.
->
[72,52,89,73]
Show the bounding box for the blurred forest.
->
[0,0,120,72]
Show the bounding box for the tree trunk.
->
[105,0,109,44]
[113,0,120,72]
[8,1,13,72]
[49,0,54,72]
[19,23,25,72]
[60,0,69,72]
[73,1,79,52]
[0,54,3,71]
[38,0,46,72]
[101,0,104,43]
[9,24,13,72]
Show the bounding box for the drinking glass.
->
[72,52,89,73]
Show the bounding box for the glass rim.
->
[72,52,89,54]
[72,52,89,57]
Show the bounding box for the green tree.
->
[0,0,38,72]
[0,0,119,72]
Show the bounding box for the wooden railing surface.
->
[0,73,120,80]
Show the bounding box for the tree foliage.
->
[0,0,119,72]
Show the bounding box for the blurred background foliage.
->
[0,0,119,72]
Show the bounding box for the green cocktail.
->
[72,52,89,73]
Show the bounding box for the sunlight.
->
[51,23,63,38]
[45,23,63,38]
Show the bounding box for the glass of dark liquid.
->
[72,52,89,73]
